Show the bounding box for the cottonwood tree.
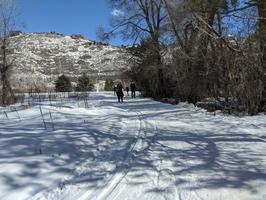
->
[131,0,231,101]
[255,0,266,109]
[102,0,173,97]
[107,0,166,45]
[217,0,266,112]
[183,0,240,103]
[0,0,17,105]
[165,0,266,113]
[104,0,265,114]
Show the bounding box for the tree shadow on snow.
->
[0,93,266,199]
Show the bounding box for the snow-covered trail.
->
[0,92,266,200]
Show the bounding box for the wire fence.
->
[0,92,90,124]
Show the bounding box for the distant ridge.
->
[8,32,131,91]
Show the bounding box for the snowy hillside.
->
[0,92,266,200]
[8,33,130,91]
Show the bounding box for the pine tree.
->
[104,79,114,91]
[76,73,94,91]
[55,75,72,92]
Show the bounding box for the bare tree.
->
[0,0,17,105]
[255,0,266,109]
[107,0,166,44]
[108,0,265,114]
[104,0,173,97]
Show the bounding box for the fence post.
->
[49,111,54,130]
[39,106,47,129]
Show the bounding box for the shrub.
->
[76,73,94,91]
[104,79,114,91]
[55,75,72,92]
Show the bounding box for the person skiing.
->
[125,86,129,96]
[130,82,136,98]
[116,82,124,102]
[113,85,117,95]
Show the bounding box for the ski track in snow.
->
[101,111,156,200]
[79,110,145,200]
[1,92,266,200]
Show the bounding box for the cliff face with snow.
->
[8,33,130,91]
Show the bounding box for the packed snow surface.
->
[0,92,266,200]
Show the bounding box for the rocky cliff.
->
[8,32,130,91]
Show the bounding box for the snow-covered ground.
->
[0,92,266,200]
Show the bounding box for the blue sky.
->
[17,0,124,45]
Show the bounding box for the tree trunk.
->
[1,72,14,105]
[257,0,266,111]
[1,39,14,106]
[189,11,217,104]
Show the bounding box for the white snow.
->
[0,92,266,200]
[9,33,131,91]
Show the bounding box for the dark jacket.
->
[116,83,124,96]
[130,83,136,91]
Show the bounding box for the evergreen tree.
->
[104,79,114,91]
[55,75,72,92]
[76,73,94,91]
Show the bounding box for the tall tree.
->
[0,0,17,105]
[256,0,266,108]
[106,0,169,97]
[107,0,166,44]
